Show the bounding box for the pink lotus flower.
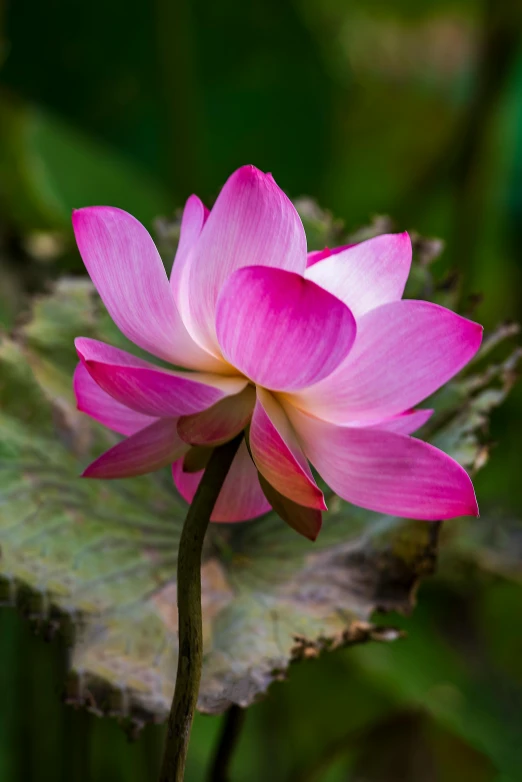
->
[72,165,481,539]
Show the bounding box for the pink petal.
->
[249,389,326,509]
[177,385,256,446]
[72,206,222,371]
[82,418,188,479]
[216,266,356,391]
[179,165,308,353]
[306,244,354,268]
[172,441,271,522]
[170,195,209,304]
[366,408,434,436]
[76,337,248,418]
[291,300,483,424]
[73,362,155,435]
[305,233,412,318]
[287,406,479,520]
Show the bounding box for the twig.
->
[158,434,243,782]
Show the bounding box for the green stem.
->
[159,434,243,782]
[207,705,246,782]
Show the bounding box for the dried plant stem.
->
[159,434,243,782]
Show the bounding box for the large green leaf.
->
[0,220,518,726]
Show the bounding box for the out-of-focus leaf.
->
[347,584,522,781]
[0,260,24,330]
[0,93,171,233]
[297,710,495,782]
[447,514,522,582]
[348,710,494,782]
[0,209,518,725]
[295,198,347,251]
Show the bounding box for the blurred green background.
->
[1,0,522,780]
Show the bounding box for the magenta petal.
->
[306,233,412,318]
[291,300,483,424]
[73,362,155,435]
[288,407,479,520]
[82,418,188,479]
[170,194,209,304]
[72,206,221,371]
[306,244,354,268]
[180,165,308,352]
[249,389,326,509]
[216,266,356,391]
[367,408,434,436]
[75,337,248,418]
[172,441,271,522]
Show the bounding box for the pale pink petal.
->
[305,233,411,318]
[75,337,248,418]
[72,206,222,371]
[82,418,188,479]
[180,165,308,353]
[291,300,483,424]
[287,406,478,520]
[249,389,326,509]
[177,386,255,446]
[73,362,155,435]
[306,244,354,268]
[216,266,356,391]
[172,441,270,522]
[366,409,434,436]
[170,195,209,304]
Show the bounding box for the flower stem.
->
[159,434,243,782]
[207,705,246,782]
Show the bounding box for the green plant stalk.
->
[159,434,243,782]
[207,705,246,782]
